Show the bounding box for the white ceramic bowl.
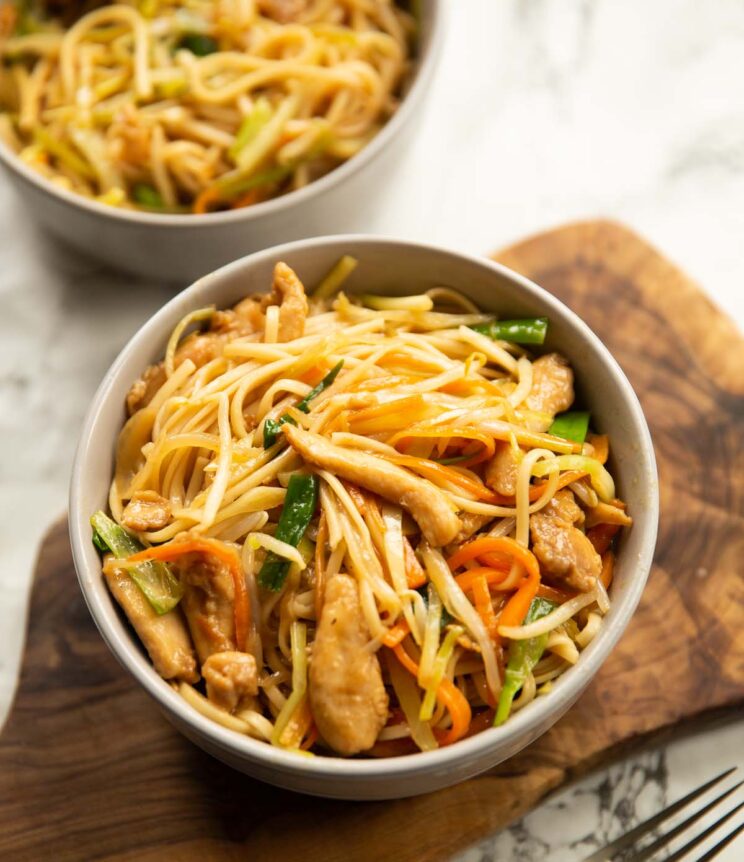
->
[69,236,659,800]
[0,3,441,284]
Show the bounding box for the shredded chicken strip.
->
[283,424,462,546]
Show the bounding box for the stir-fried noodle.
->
[91,257,631,756]
[0,0,413,212]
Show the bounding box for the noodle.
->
[92,259,632,757]
[0,0,414,213]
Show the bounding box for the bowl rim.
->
[0,2,443,229]
[69,234,659,781]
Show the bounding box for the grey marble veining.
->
[1,0,743,857]
[454,722,744,862]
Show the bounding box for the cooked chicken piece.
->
[546,488,584,525]
[530,490,601,593]
[103,557,198,683]
[263,262,308,342]
[125,333,226,415]
[283,425,461,546]
[211,295,265,337]
[126,362,167,415]
[585,501,633,528]
[177,552,236,664]
[258,0,308,23]
[452,511,493,545]
[309,575,388,755]
[126,299,265,415]
[526,353,574,427]
[485,442,521,496]
[202,651,258,713]
[121,491,172,532]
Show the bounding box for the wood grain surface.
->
[1,221,743,862]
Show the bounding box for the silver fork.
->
[582,767,743,862]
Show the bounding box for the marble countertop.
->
[1,0,743,858]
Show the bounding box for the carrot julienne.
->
[390,642,472,745]
[472,574,499,639]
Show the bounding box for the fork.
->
[582,767,743,862]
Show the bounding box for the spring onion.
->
[90,511,183,614]
[415,583,453,629]
[258,474,318,591]
[312,255,358,299]
[229,97,272,163]
[263,360,344,447]
[494,597,556,726]
[132,183,165,209]
[471,317,549,345]
[33,126,95,180]
[176,33,218,56]
[420,624,464,721]
[549,411,590,444]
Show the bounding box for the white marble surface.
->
[1,0,743,857]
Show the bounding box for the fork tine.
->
[662,800,744,862]
[581,768,737,862]
[693,821,744,862]
[625,784,742,862]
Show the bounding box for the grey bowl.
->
[0,3,442,284]
[69,236,659,799]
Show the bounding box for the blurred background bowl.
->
[0,2,442,284]
[69,235,658,800]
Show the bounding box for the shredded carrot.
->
[348,395,429,432]
[314,512,327,623]
[600,550,615,590]
[403,537,426,588]
[447,535,538,576]
[128,537,250,652]
[298,363,329,387]
[587,433,609,464]
[455,565,510,594]
[587,523,620,555]
[230,189,260,209]
[472,574,499,639]
[192,187,223,214]
[390,643,472,745]
[378,352,442,373]
[383,620,410,648]
[449,537,542,632]
[497,566,540,631]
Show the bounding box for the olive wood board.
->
[1,220,743,862]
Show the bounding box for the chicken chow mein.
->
[0,0,414,213]
[91,256,631,757]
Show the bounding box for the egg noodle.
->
[0,0,413,212]
[93,257,631,756]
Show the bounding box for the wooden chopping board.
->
[1,221,743,862]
